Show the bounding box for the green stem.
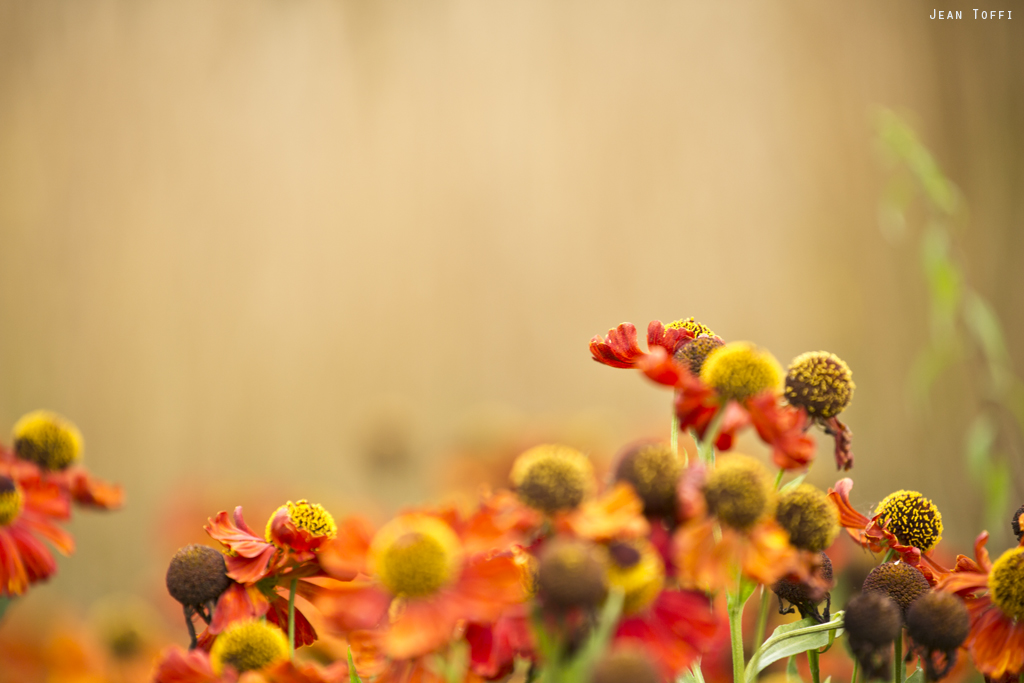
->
[882,548,897,564]
[753,587,772,651]
[808,649,820,683]
[727,577,749,683]
[691,660,706,683]
[698,402,728,465]
[773,469,784,490]
[893,629,903,683]
[851,659,860,683]
[288,578,298,659]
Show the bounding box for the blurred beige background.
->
[0,0,1022,613]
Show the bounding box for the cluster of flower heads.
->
[0,410,123,597]
[147,316,1024,683]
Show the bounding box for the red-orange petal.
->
[152,646,220,683]
[317,582,391,632]
[66,468,125,509]
[384,598,457,660]
[318,517,375,580]
[556,483,649,542]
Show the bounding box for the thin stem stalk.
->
[893,629,903,683]
[698,402,728,465]
[753,586,772,651]
[808,649,820,683]
[851,659,859,683]
[288,578,298,659]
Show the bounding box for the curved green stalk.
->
[288,578,298,659]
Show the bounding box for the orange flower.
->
[153,621,347,683]
[1,411,124,510]
[0,471,73,596]
[672,457,804,590]
[640,346,818,471]
[589,320,697,369]
[316,512,527,660]
[205,502,352,649]
[605,538,721,678]
[827,478,944,579]
[936,532,1024,679]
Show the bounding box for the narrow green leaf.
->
[964,414,997,482]
[780,474,807,494]
[348,647,363,683]
[786,656,804,683]
[905,668,924,683]
[745,613,844,683]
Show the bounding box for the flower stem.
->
[753,586,772,651]
[698,402,728,465]
[773,469,784,490]
[851,659,860,683]
[808,648,820,683]
[288,578,298,659]
[882,548,897,564]
[727,578,749,683]
[893,629,903,683]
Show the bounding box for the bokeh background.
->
[1,0,1022,648]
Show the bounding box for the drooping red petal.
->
[746,393,815,471]
[466,606,534,680]
[647,320,694,356]
[318,517,374,580]
[0,528,32,595]
[208,582,270,635]
[384,597,457,660]
[151,646,220,683]
[266,595,318,648]
[206,507,278,583]
[65,468,125,509]
[269,507,328,554]
[316,582,391,632]
[615,589,720,677]
[823,417,854,471]
[826,479,873,548]
[449,552,527,623]
[590,323,646,368]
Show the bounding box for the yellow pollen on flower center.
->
[989,547,1024,621]
[510,444,595,514]
[606,541,665,615]
[12,410,83,471]
[784,351,855,419]
[209,619,289,675]
[874,490,943,552]
[265,499,337,542]
[703,455,774,531]
[700,342,782,402]
[371,516,463,598]
[0,476,23,526]
[666,317,716,339]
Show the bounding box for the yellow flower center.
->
[209,619,289,675]
[703,455,773,531]
[861,561,930,615]
[874,490,943,552]
[265,499,337,542]
[775,484,840,553]
[666,317,717,339]
[614,443,681,519]
[510,444,594,514]
[989,547,1024,621]
[12,410,83,471]
[784,351,855,419]
[700,342,782,402]
[371,516,463,598]
[606,541,664,615]
[0,476,24,526]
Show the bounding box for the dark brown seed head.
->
[845,591,902,647]
[590,647,660,683]
[536,539,608,613]
[862,561,931,616]
[614,442,681,519]
[166,545,232,608]
[674,335,725,376]
[906,591,970,652]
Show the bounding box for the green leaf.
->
[786,656,804,683]
[964,414,997,482]
[348,647,363,683]
[780,474,807,494]
[905,668,924,683]
[745,613,845,683]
